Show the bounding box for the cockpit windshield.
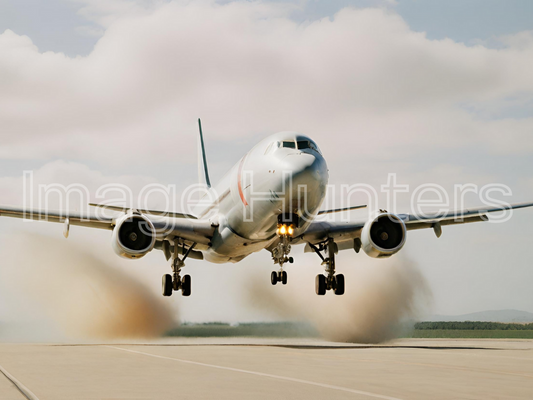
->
[281,141,295,149]
[266,139,321,155]
[297,140,320,153]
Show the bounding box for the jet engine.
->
[111,213,156,259]
[361,212,407,258]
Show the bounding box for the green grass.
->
[406,330,533,339]
[164,322,533,339]
[165,322,320,338]
[414,321,533,330]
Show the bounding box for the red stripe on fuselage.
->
[237,156,248,206]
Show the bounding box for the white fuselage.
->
[194,132,329,263]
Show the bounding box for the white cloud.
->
[497,30,533,51]
[69,0,161,27]
[0,2,532,168]
[0,159,164,209]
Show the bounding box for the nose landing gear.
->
[270,222,294,285]
[271,270,288,285]
[162,239,196,297]
[309,239,345,296]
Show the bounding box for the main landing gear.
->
[270,222,294,286]
[162,240,196,297]
[309,239,345,296]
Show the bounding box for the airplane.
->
[1,119,533,297]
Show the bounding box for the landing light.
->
[277,224,294,237]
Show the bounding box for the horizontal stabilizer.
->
[88,203,197,219]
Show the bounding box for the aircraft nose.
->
[285,152,328,191]
[270,151,328,221]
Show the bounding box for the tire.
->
[281,271,288,285]
[181,275,191,296]
[288,257,294,264]
[271,271,278,285]
[315,274,326,295]
[334,274,345,295]
[162,274,173,297]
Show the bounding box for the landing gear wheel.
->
[271,271,278,285]
[162,274,173,297]
[315,274,326,295]
[288,257,294,264]
[334,274,345,295]
[181,275,191,297]
[281,271,288,285]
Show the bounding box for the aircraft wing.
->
[296,201,533,248]
[0,204,214,246]
[0,204,114,230]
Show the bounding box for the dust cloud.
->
[0,233,176,340]
[245,256,433,343]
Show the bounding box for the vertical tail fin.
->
[197,118,211,188]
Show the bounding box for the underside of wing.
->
[317,204,367,215]
[0,204,214,252]
[88,203,197,219]
[399,201,533,237]
[0,204,113,230]
[295,201,533,251]
[294,220,365,245]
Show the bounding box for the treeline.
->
[415,321,533,330]
[166,321,320,338]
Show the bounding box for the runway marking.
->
[0,363,40,400]
[107,346,403,400]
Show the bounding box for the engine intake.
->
[361,213,406,258]
[112,213,156,259]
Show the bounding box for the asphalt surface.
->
[0,338,532,400]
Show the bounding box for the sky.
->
[0,0,533,329]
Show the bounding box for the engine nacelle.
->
[361,212,407,258]
[111,213,156,259]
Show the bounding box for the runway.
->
[0,338,532,399]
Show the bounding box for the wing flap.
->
[317,205,367,215]
[406,215,487,231]
[88,203,197,219]
[400,201,533,225]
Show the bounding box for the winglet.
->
[198,118,211,188]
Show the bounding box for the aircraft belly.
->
[206,222,273,262]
